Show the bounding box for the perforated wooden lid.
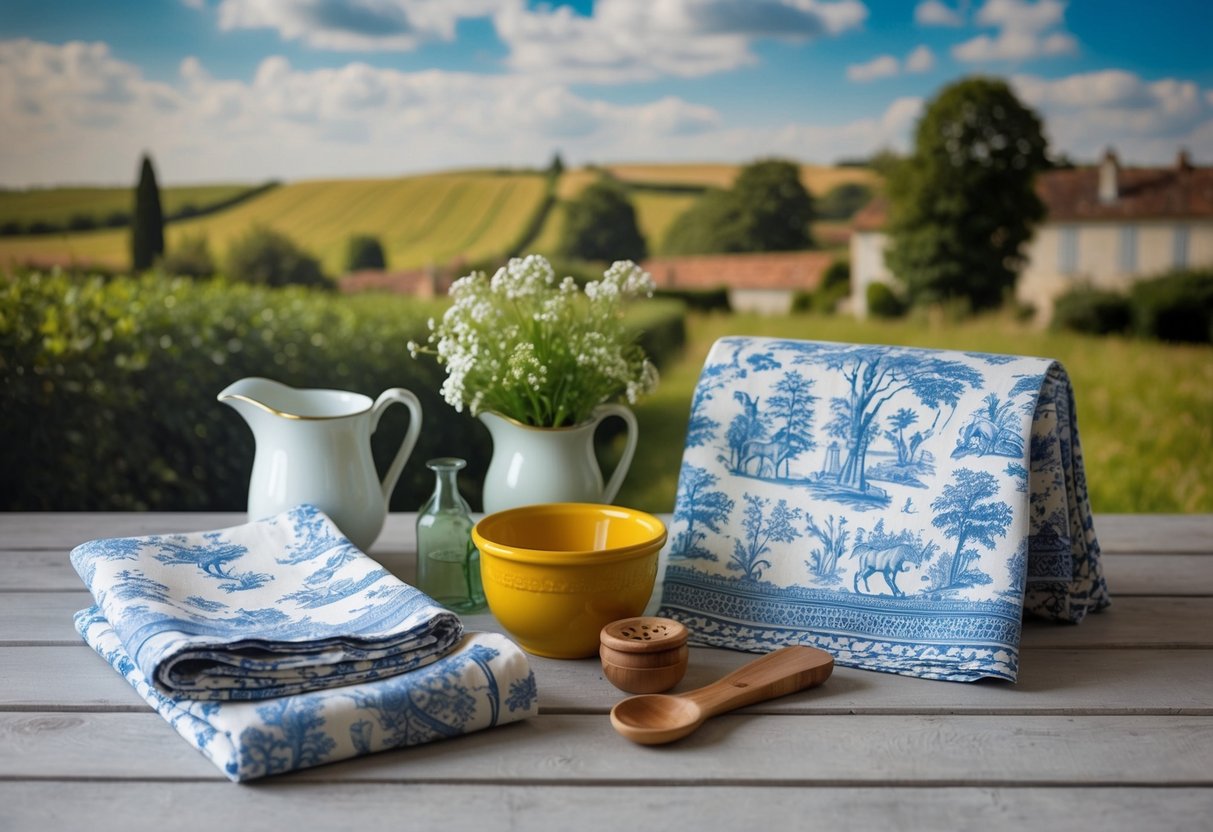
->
[600,616,688,654]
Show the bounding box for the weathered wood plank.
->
[0,784,1208,832]
[4,645,1210,715]
[8,592,1210,650]
[2,712,1210,785]
[3,512,1210,554]
[7,547,1211,596]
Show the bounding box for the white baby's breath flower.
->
[411,254,658,426]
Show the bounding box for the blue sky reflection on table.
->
[1,0,1211,187]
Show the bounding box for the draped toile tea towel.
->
[658,337,1110,682]
[70,504,465,700]
[70,505,538,781]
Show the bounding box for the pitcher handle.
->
[594,403,639,504]
[371,389,423,503]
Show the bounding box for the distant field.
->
[604,163,881,196]
[0,163,879,273]
[0,172,549,274]
[0,184,257,228]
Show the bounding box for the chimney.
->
[1098,148,1119,204]
[1177,148,1193,172]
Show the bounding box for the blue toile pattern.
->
[69,504,467,700]
[659,337,1110,682]
[75,608,538,782]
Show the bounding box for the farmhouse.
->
[850,150,1213,320]
[643,250,831,314]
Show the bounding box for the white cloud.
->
[496,0,868,83]
[847,46,934,83]
[0,38,727,185]
[905,45,935,73]
[953,0,1078,62]
[847,55,899,83]
[915,0,964,27]
[1012,69,1213,162]
[215,0,504,51]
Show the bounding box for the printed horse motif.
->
[952,415,1025,459]
[851,542,920,597]
[741,430,810,478]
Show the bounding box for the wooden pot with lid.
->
[599,616,690,694]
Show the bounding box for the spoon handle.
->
[685,645,834,718]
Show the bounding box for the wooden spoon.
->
[609,645,834,745]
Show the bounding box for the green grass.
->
[0,173,549,275]
[0,184,257,227]
[614,311,1213,515]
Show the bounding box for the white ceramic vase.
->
[478,405,639,513]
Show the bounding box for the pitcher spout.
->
[217,377,290,424]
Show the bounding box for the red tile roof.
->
[642,251,832,291]
[1041,162,1213,221]
[852,155,1213,230]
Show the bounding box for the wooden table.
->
[2,513,1211,831]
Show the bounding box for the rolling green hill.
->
[0,172,550,275]
[0,163,879,273]
[0,184,261,231]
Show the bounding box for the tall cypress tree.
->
[131,153,165,271]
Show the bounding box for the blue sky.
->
[2,0,1211,186]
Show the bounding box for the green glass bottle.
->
[416,457,486,613]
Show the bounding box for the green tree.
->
[663,158,813,254]
[159,234,216,279]
[226,226,329,288]
[345,234,387,272]
[558,178,647,262]
[131,153,165,272]
[817,182,874,220]
[730,159,814,251]
[885,78,1049,311]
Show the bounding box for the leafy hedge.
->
[1130,268,1213,343]
[1050,269,1213,343]
[2,273,686,512]
[1051,286,1132,335]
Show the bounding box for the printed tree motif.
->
[930,468,1013,588]
[728,494,801,581]
[669,463,734,561]
[276,504,349,564]
[1005,462,1029,493]
[783,343,983,493]
[152,533,272,592]
[111,570,172,603]
[240,697,336,778]
[506,672,539,713]
[804,514,848,581]
[727,391,767,471]
[685,382,721,448]
[761,370,817,477]
[885,407,919,466]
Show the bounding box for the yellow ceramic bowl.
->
[472,503,667,659]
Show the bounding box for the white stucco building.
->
[851,150,1213,320]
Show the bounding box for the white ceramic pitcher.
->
[479,404,639,513]
[219,377,422,551]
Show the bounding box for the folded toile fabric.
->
[69,504,465,700]
[658,337,1110,683]
[76,607,538,781]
